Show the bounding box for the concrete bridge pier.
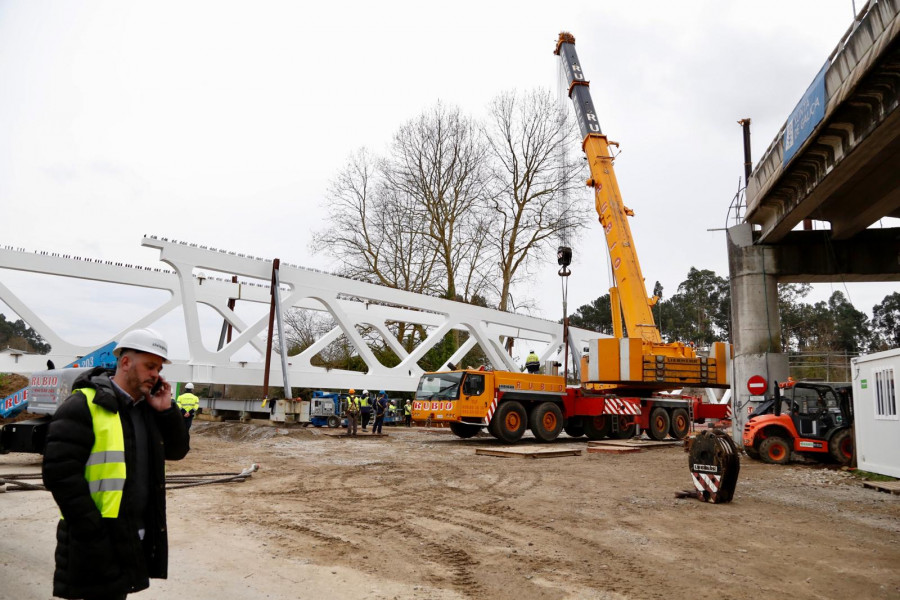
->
[727,223,789,445]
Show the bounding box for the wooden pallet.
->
[586,446,642,454]
[587,439,682,449]
[862,480,900,495]
[475,447,582,459]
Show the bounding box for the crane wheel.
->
[529,402,564,442]
[494,401,527,443]
[449,422,480,439]
[759,436,791,465]
[647,407,670,441]
[829,428,853,466]
[583,415,612,440]
[611,416,637,439]
[563,419,585,438]
[669,408,690,440]
[488,413,502,439]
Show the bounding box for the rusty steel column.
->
[738,118,752,189]
[262,259,280,405]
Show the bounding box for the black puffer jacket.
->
[42,368,190,599]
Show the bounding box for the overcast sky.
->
[0,0,893,361]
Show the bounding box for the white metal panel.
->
[619,338,631,381]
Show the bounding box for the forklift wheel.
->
[829,428,853,466]
[759,436,791,465]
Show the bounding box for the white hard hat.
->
[185,382,194,390]
[362,389,369,394]
[113,328,171,364]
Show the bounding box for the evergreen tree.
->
[567,294,614,335]
[0,314,50,354]
[872,292,900,350]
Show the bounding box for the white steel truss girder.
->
[0,237,605,391]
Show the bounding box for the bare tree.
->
[282,308,330,355]
[484,88,588,312]
[311,148,439,294]
[383,102,491,304]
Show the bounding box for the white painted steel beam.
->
[0,238,605,392]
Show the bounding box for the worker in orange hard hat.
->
[345,390,360,436]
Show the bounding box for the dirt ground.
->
[2,421,899,600]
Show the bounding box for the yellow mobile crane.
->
[411,34,732,443]
[554,31,731,392]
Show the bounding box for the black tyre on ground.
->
[744,446,760,460]
[563,418,585,438]
[493,401,528,443]
[450,422,480,439]
[583,415,612,440]
[759,436,791,465]
[669,408,690,440]
[647,407,671,441]
[327,415,341,428]
[488,412,502,439]
[828,428,853,466]
[529,402,564,442]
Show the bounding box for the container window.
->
[874,368,897,420]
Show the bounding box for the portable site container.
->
[851,348,900,478]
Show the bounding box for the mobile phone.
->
[150,378,164,396]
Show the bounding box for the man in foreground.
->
[42,328,190,599]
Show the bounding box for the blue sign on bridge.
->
[783,62,828,167]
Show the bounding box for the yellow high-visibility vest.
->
[176,392,200,412]
[77,388,126,519]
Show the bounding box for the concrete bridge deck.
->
[746,0,900,243]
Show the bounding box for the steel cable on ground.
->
[0,473,44,491]
[0,464,259,492]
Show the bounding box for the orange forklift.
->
[742,379,854,465]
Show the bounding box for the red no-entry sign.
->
[747,375,767,395]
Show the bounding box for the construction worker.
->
[41,328,190,599]
[404,399,412,427]
[345,389,360,436]
[372,391,388,435]
[525,350,541,373]
[359,389,372,431]
[176,382,200,430]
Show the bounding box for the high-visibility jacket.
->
[358,394,370,408]
[77,387,126,518]
[346,396,360,415]
[176,392,200,414]
[42,368,190,599]
[404,403,411,415]
[525,353,540,369]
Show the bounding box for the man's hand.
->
[147,377,173,412]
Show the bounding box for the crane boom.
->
[555,32,660,343]
[555,32,731,391]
